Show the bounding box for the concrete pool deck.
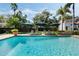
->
[0,34,14,40]
[0,34,31,40]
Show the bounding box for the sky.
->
[0,3,79,22]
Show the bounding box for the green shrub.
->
[72,31,79,35]
[11,29,18,32]
[54,32,60,35]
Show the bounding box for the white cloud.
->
[0,10,13,15]
[0,8,57,22]
[22,9,38,16]
[21,8,57,22]
[22,9,37,14]
[22,9,38,22]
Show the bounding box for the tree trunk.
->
[36,25,38,32]
[62,20,64,31]
[72,3,75,31]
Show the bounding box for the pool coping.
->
[0,34,72,40]
[72,35,79,39]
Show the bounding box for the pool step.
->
[7,43,24,56]
[6,42,53,56]
[7,42,41,56]
[0,42,12,56]
[7,43,37,56]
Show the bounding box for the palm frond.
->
[10,3,18,11]
[64,3,73,8]
[57,7,64,16]
[64,8,71,13]
[64,14,72,20]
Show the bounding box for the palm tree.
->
[57,6,71,31]
[10,3,18,15]
[33,13,41,32]
[65,3,75,31]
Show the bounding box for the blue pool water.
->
[0,36,79,56]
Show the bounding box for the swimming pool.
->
[0,36,79,56]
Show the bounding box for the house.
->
[35,22,59,31]
[0,15,8,28]
[58,17,79,31]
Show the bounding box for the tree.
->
[46,16,59,31]
[33,10,52,31]
[7,4,27,29]
[0,16,4,23]
[65,3,75,31]
[53,16,58,23]
[6,11,27,29]
[33,14,40,31]
[42,9,52,23]
[57,6,71,31]
[33,9,59,31]
[22,15,27,23]
[15,10,27,24]
[33,10,52,23]
[6,16,19,28]
[10,3,18,15]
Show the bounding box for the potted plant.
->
[11,29,18,36]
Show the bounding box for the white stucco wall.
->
[58,20,66,31]
[58,19,73,31]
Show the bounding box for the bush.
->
[72,31,79,35]
[58,31,72,35]
[11,29,18,33]
[45,31,59,35]
[0,29,6,34]
[54,32,60,35]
